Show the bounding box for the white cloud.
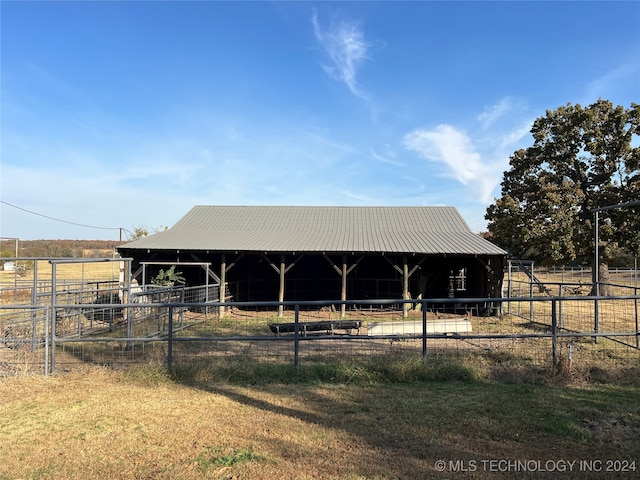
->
[403,125,483,183]
[403,125,500,203]
[403,98,537,205]
[477,98,513,130]
[312,12,371,100]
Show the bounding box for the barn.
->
[117,206,506,315]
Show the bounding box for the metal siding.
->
[119,206,506,255]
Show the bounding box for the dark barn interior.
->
[118,206,506,314]
[122,250,504,308]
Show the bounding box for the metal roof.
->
[118,206,506,255]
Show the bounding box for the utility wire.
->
[0,200,121,231]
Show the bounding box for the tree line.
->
[0,239,123,259]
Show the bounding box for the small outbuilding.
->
[117,206,506,315]
[3,261,15,271]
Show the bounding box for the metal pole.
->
[551,299,557,370]
[529,265,534,323]
[167,306,173,368]
[594,211,599,342]
[507,260,512,314]
[30,261,39,352]
[51,262,57,374]
[634,286,639,349]
[44,307,49,375]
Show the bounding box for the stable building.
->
[117,205,506,316]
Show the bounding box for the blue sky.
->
[1,1,639,240]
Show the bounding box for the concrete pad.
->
[367,319,472,336]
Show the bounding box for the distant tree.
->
[128,225,168,241]
[129,227,150,241]
[486,100,639,295]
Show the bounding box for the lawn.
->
[1,361,639,480]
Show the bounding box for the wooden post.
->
[220,254,226,318]
[341,255,347,319]
[403,256,409,318]
[279,255,285,318]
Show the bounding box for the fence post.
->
[551,299,558,371]
[558,284,563,329]
[167,306,173,368]
[529,280,534,323]
[293,304,300,366]
[44,307,50,375]
[50,262,57,375]
[594,294,599,344]
[635,286,639,349]
[421,301,427,362]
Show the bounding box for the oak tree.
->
[485,100,639,294]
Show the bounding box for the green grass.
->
[168,355,482,386]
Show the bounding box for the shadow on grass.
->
[170,356,484,478]
[165,354,640,479]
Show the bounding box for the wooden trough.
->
[269,320,361,336]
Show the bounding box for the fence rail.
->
[2,294,639,376]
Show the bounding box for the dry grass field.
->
[0,259,120,283]
[2,362,640,480]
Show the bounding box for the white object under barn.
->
[367,319,472,336]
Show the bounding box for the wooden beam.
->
[383,255,404,274]
[323,255,343,275]
[408,257,426,277]
[262,254,281,275]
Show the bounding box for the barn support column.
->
[279,255,285,317]
[403,256,409,317]
[220,255,227,317]
[384,255,426,318]
[262,254,301,318]
[324,255,363,319]
[341,256,347,318]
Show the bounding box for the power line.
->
[0,200,121,231]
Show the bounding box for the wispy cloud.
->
[312,12,371,100]
[340,189,378,204]
[370,149,405,167]
[497,121,533,151]
[477,97,513,130]
[582,62,640,104]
